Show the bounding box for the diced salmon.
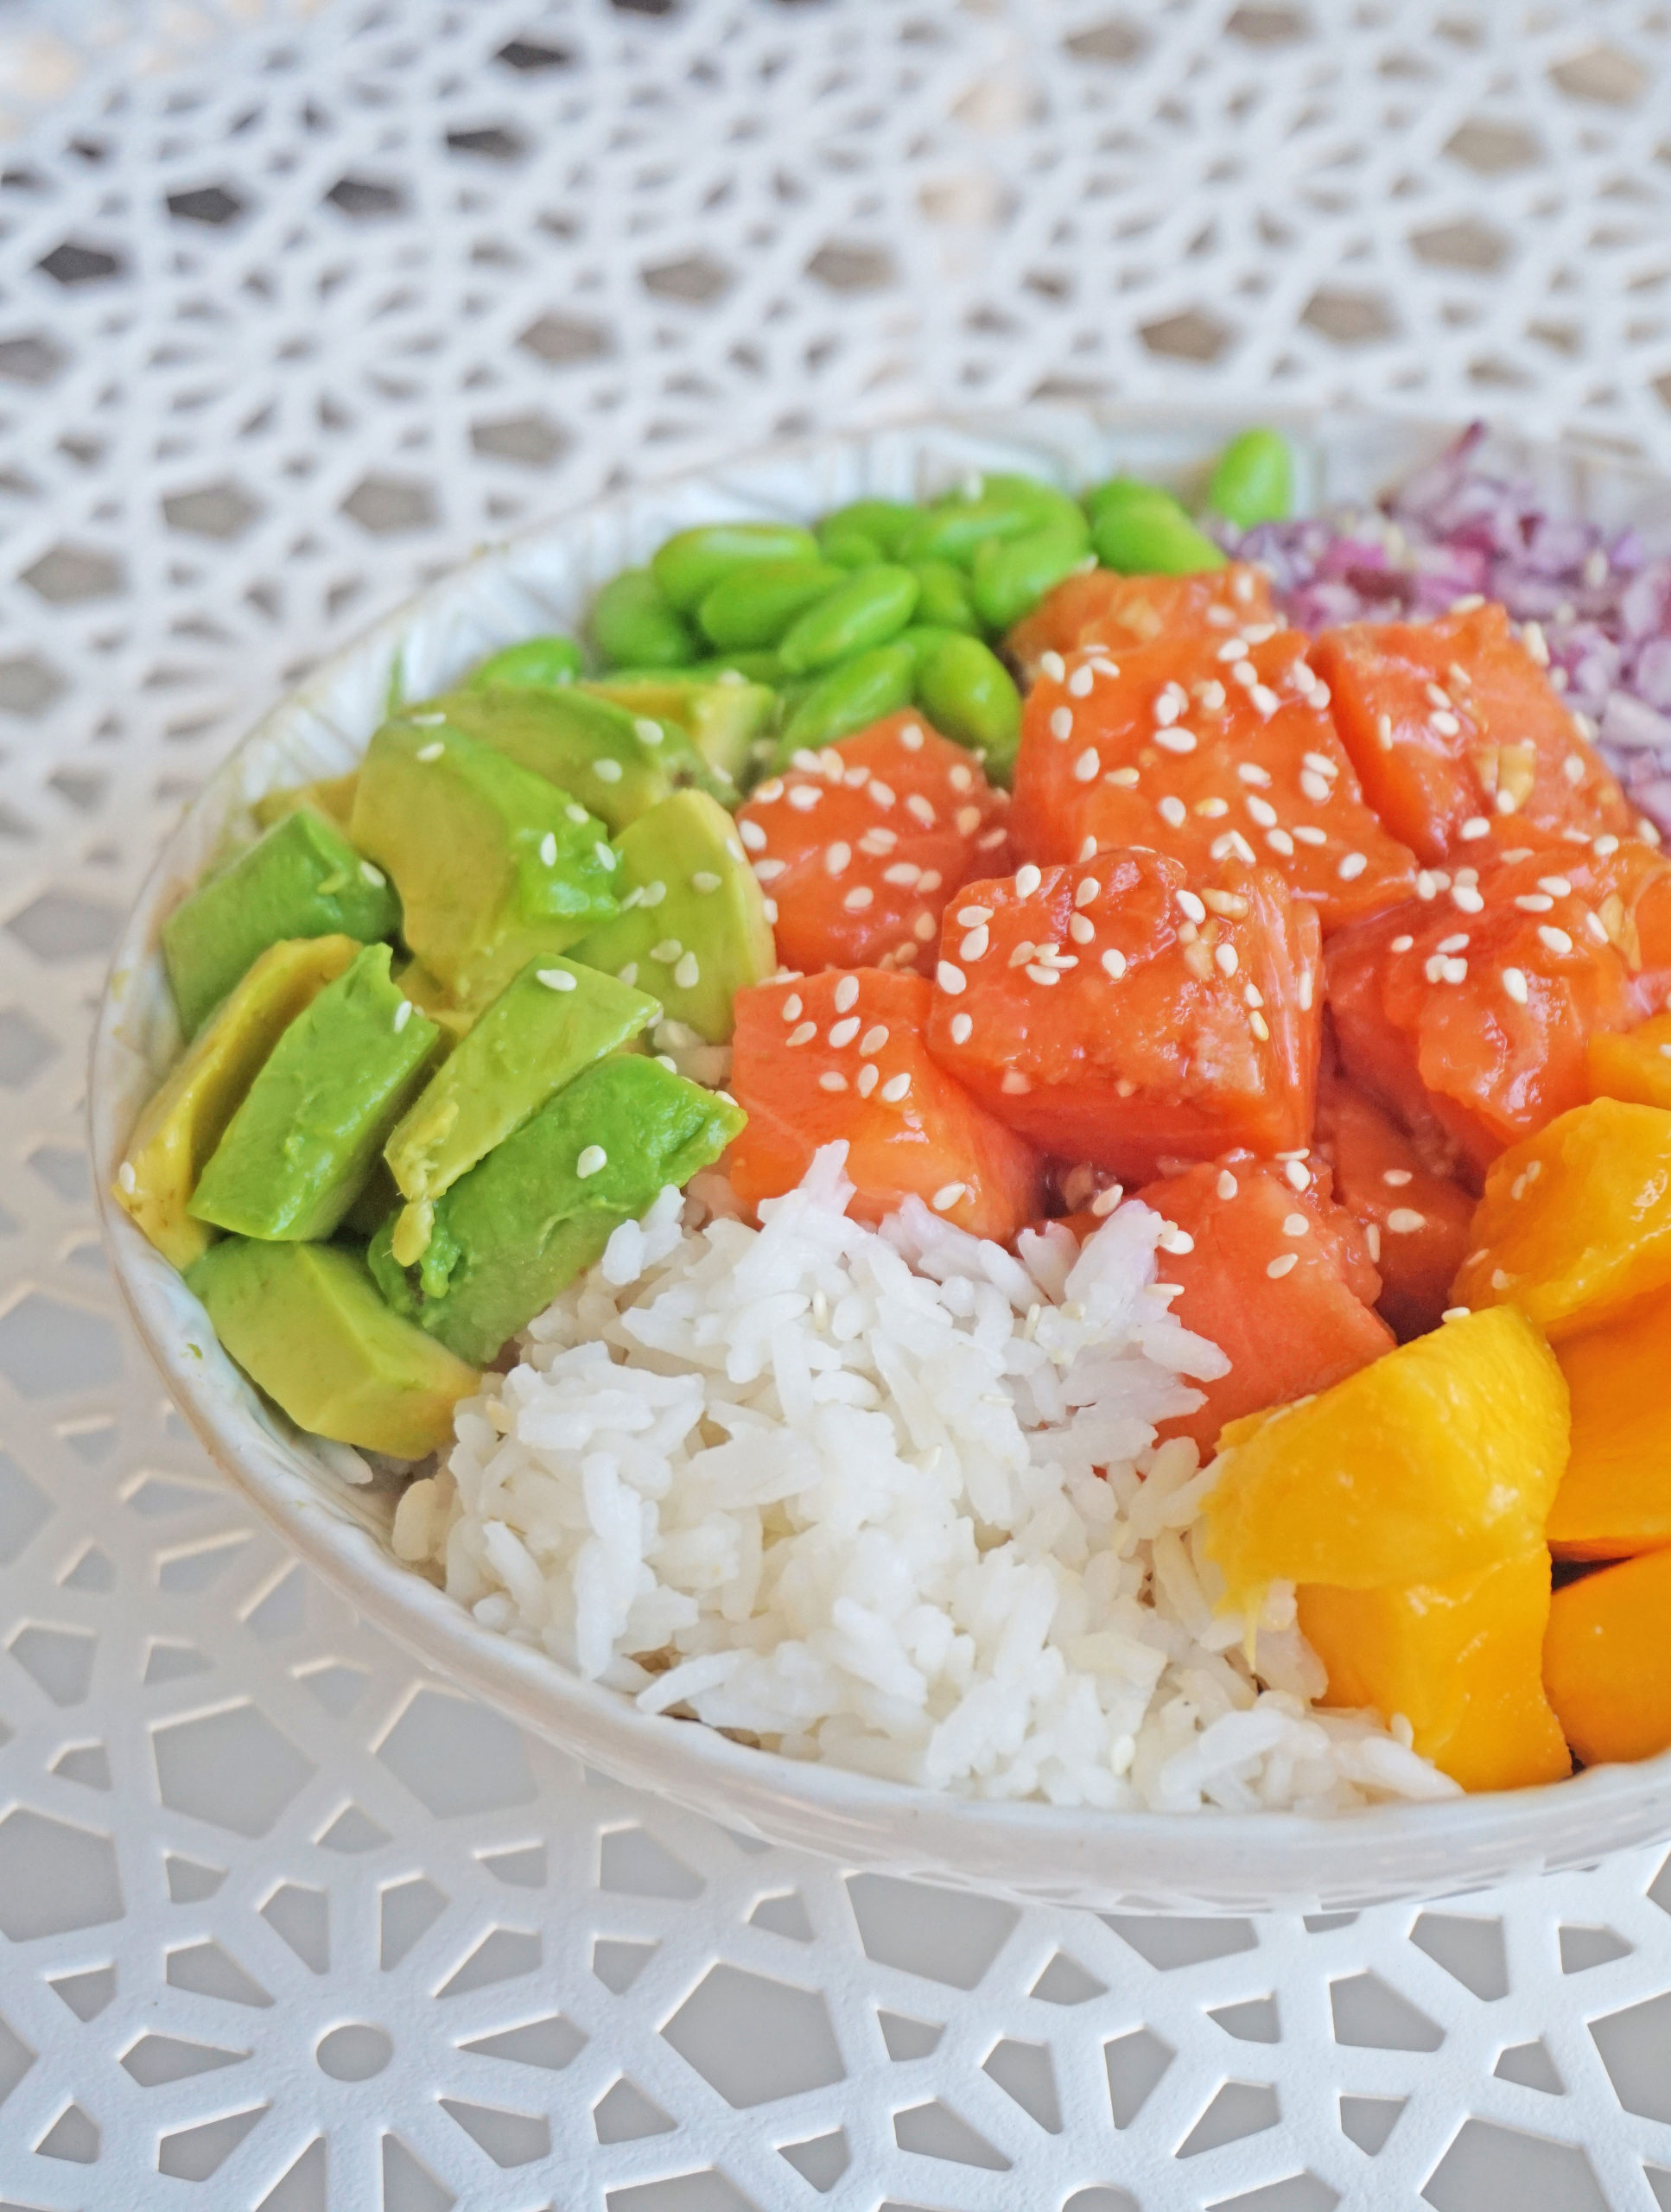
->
[1312,1065,1476,1340]
[1006,563,1276,684]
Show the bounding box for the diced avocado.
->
[116,934,359,1269]
[369,1052,744,1364]
[162,808,400,1038]
[580,675,774,788]
[569,791,774,1044]
[341,1154,402,1240]
[392,959,474,1046]
[187,1237,479,1459]
[252,773,360,832]
[190,943,441,1241]
[385,956,661,1221]
[350,717,619,1007]
[427,682,720,835]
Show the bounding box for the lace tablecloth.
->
[3,3,1671,2204]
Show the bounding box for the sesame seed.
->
[786,1021,816,1046]
[415,741,445,762]
[594,757,624,783]
[1039,651,1066,682]
[1267,1252,1298,1279]
[932,1183,967,1212]
[1077,835,1100,861]
[1154,683,1185,725]
[1415,873,1438,901]
[650,938,683,966]
[818,1071,847,1092]
[565,804,589,824]
[1073,747,1101,783]
[1176,889,1207,925]
[1585,910,1609,944]
[1382,1166,1413,1187]
[1245,794,1278,829]
[861,830,898,858]
[856,1063,880,1096]
[906,794,937,827]
[1217,636,1251,663]
[1266,828,1295,856]
[1024,964,1059,986]
[1364,1223,1382,1262]
[828,976,858,1014]
[410,711,446,727]
[1015,862,1043,896]
[1538,876,1573,898]
[1109,766,1140,788]
[1563,753,1585,785]
[1069,664,1095,697]
[1514,893,1552,913]
[1283,1212,1309,1237]
[1438,932,1470,955]
[633,717,664,746]
[781,994,804,1020]
[1159,796,1187,829]
[618,963,639,986]
[785,787,820,815]
[1250,684,1281,716]
[1595,834,1620,856]
[1376,711,1394,748]
[1155,727,1198,755]
[118,1159,137,1194]
[1459,816,1490,841]
[1050,706,1074,741]
[1387,1208,1426,1235]
[1244,982,1264,1008]
[740,818,768,849]
[899,722,924,751]
[852,1025,886,1058]
[1249,1011,1270,1040]
[949,1012,974,1046]
[1291,824,1326,848]
[1389,933,1414,953]
[882,1072,912,1103]
[960,925,990,961]
[1216,1169,1238,1201]
[537,968,579,992]
[1298,968,1314,1011]
[1441,1305,1471,1322]
[1196,796,1229,817]
[825,841,852,876]
[1101,947,1127,981]
[826,1014,861,1051]
[870,781,896,810]
[1429,711,1460,737]
[1237,761,1273,787]
[639,879,667,907]
[576,1145,607,1179]
[539,831,558,866]
[596,842,618,871]
[1452,885,1484,913]
[1158,1225,1194,1255]
[1284,1158,1310,1190]
[937,961,967,995]
[882,862,922,887]
[1537,925,1573,957]
[359,861,386,887]
[753,857,787,882]
[1214,941,1239,976]
[955,805,982,837]
[1069,912,1096,945]
[844,887,874,912]
[754,779,784,804]
[912,913,937,942]
[1337,851,1367,881]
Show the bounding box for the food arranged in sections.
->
[117,429,1671,1798]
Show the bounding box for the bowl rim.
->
[88,401,1671,1911]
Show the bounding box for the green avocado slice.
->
[368,1053,744,1364]
[578,674,774,788]
[162,806,399,1037]
[187,1237,479,1460]
[384,955,661,1219]
[350,716,619,1007]
[428,681,723,834]
[190,943,441,1241]
[569,790,775,1044]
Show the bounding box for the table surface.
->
[3,2,1671,2205]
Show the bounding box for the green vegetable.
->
[162,808,400,1039]
[914,634,1022,782]
[969,518,1091,632]
[696,559,845,651]
[1091,500,1227,576]
[778,564,920,675]
[905,558,979,634]
[1083,474,1181,528]
[590,569,696,671]
[776,641,917,760]
[898,472,1080,568]
[429,681,719,835]
[895,623,972,671]
[1207,427,1293,528]
[467,635,582,690]
[817,500,918,560]
[651,523,820,613]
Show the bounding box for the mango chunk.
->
[1452,1098,1671,1342]
[1545,1547,1671,1768]
[1589,1011,1671,1112]
[115,934,359,1268]
[1298,1549,1570,1792]
[1547,1286,1671,1561]
[1201,1306,1568,1606]
[253,773,359,832]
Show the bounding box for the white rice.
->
[393,1146,1457,1812]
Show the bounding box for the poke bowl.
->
[90,404,1671,1913]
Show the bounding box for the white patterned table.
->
[3,3,1671,2205]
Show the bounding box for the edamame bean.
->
[914,634,1021,783]
[776,641,917,760]
[906,559,979,633]
[898,472,1078,568]
[590,569,697,670]
[819,529,883,570]
[970,519,1091,632]
[1091,500,1227,576]
[469,635,582,689]
[1207,427,1293,528]
[696,559,844,652]
[778,564,920,676]
[687,650,785,686]
[818,499,918,557]
[894,622,970,671]
[1083,474,1185,528]
[651,522,820,612]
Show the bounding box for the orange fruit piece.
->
[1545,1547,1671,1769]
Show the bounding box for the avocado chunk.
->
[187,1237,479,1459]
[428,682,720,835]
[393,959,475,1046]
[570,790,775,1043]
[162,808,400,1038]
[252,772,359,833]
[579,675,774,788]
[369,1054,744,1364]
[350,716,619,1007]
[190,944,441,1241]
[385,955,661,1225]
[116,934,359,1269]
[467,635,582,690]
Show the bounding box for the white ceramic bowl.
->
[91,405,1671,1912]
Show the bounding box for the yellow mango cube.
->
[1298,1548,1570,1792]
[1589,1011,1671,1113]
[1452,1098,1671,1342]
[1545,1546,1671,1768]
[1547,1285,1671,1561]
[1201,1306,1568,1606]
